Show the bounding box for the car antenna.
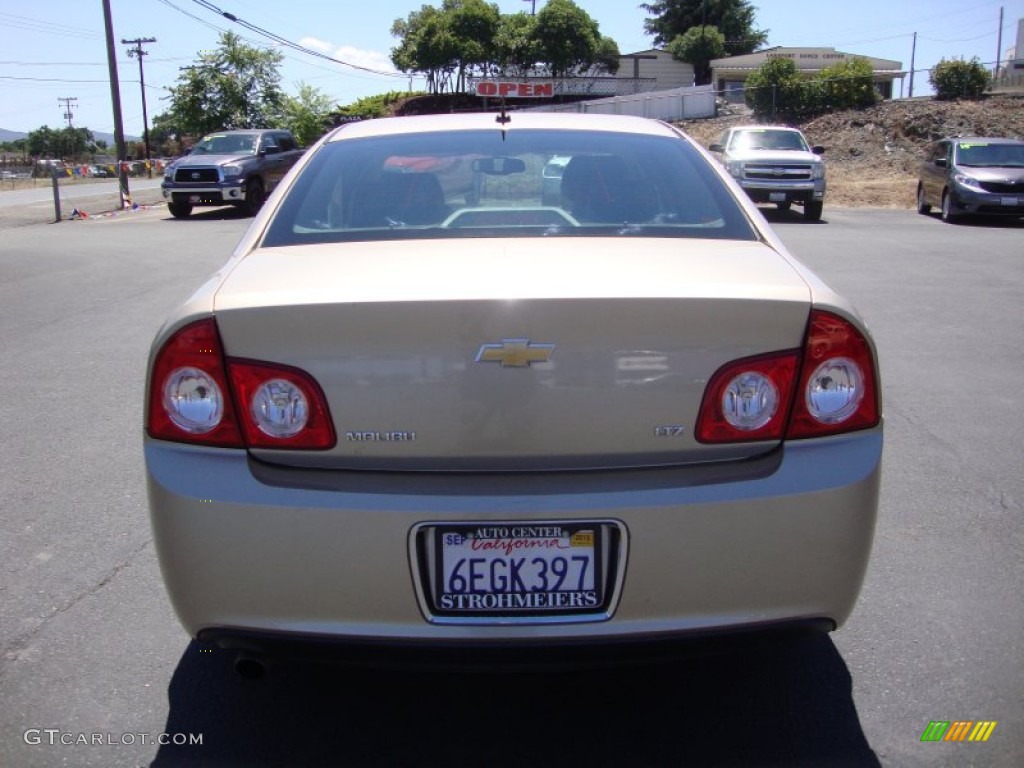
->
[495,98,510,140]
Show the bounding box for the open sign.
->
[475,81,555,98]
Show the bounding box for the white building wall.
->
[525,85,715,121]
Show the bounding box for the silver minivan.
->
[917,137,1024,223]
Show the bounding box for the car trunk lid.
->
[213,238,811,470]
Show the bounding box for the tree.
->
[642,0,767,55]
[278,83,336,147]
[391,0,616,92]
[158,32,285,136]
[27,126,59,157]
[0,138,28,159]
[26,125,95,158]
[533,0,602,78]
[666,25,726,85]
[930,57,990,100]
[819,57,877,110]
[150,112,186,156]
[595,36,622,75]
[744,56,878,119]
[449,0,502,87]
[743,57,806,118]
[391,5,460,93]
[493,12,539,77]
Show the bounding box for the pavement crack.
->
[1,538,152,673]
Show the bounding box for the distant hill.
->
[0,128,139,145]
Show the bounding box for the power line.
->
[187,0,405,77]
[154,0,235,37]
[0,58,190,67]
[0,76,161,90]
[0,76,112,84]
[0,11,103,40]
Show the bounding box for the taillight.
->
[147,318,335,449]
[148,318,243,447]
[696,310,879,443]
[696,351,799,442]
[788,310,879,438]
[227,360,335,449]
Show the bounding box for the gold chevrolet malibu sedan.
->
[145,112,881,670]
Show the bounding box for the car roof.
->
[729,125,803,133]
[942,136,1024,144]
[324,112,681,142]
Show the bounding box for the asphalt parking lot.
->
[0,177,164,228]
[0,204,1021,767]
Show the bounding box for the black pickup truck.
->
[161,129,303,218]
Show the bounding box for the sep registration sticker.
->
[436,523,600,614]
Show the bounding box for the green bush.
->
[744,58,810,119]
[929,57,990,100]
[746,56,881,119]
[819,57,878,110]
[336,91,422,119]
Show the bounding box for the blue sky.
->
[1,0,1021,136]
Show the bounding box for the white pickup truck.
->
[709,126,826,221]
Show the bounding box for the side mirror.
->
[812,146,825,155]
[709,143,724,153]
[262,145,282,156]
[934,158,948,168]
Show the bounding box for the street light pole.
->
[523,0,536,16]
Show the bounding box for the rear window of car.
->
[261,128,758,246]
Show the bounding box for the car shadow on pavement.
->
[162,206,252,222]
[152,632,879,767]
[760,208,829,225]
[931,215,1024,228]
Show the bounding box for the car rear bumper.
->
[145,428,881,644]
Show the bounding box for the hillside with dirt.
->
[678,94,1024,208]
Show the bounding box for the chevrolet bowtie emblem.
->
[476,339,555,367]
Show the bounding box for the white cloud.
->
[298,37,335,53]
[295,38,396,74]
[333,45,397,74]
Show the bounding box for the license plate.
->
[1000,197,1019,206]
[435,523,601,614]
[769,192,787,202]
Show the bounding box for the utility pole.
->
[102,0,129,208]
[995,6,1004,78]
[908,32,917,98]
[522,0,536,15]
[58,97,78,128]
[123,36,157,177]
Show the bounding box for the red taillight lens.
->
[228,360,336,449]
[788,310,879,438]
[147,318,335,450]
[696,351,799,443]
[147,318,244,447]
[696,309,879,444]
